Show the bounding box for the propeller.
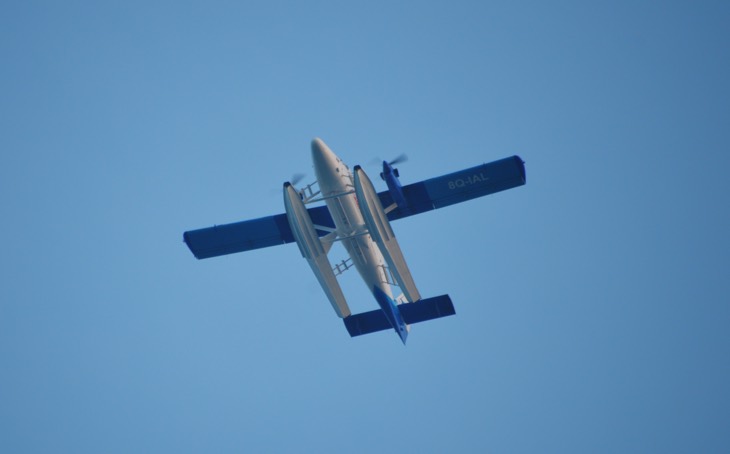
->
[271,173,306,196]
[378,154,408,180]
[369,153,409,167]
[290,173,306,186]
[388,153,408,166]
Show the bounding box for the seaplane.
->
[183,138,526,344]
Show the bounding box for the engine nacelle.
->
[381,160,407,211]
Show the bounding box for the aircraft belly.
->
[312,141,395,302]
[322,180,393,300]
[328,193,390,296]
[342,235,392,298]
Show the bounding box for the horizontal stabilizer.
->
[344,295,455,337]
[343,308,392,337]
[399,294,455,324]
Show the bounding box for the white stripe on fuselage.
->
[311,138,394,300]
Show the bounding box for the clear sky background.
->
[2,1,729,453]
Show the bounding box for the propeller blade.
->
[388,154,408,166]
[291,173,305,186]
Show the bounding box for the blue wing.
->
[183,206,335,259]
[380,155,526,221]
[183,155,525,259]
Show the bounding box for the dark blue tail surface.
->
[343,295,455,342]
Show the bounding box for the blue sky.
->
[2,1,729,453]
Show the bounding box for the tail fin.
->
[343,294,455,338]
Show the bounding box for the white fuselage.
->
[311,139,395,301]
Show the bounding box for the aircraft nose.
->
[311,137,336,168]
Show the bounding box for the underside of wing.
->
[380,155,526,221]
[183,205,335,259]
[184,156,524,260]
